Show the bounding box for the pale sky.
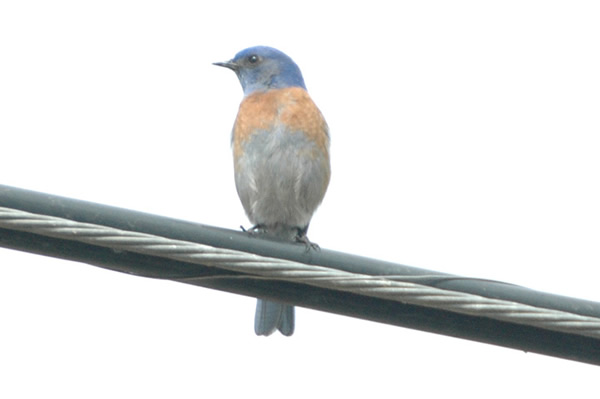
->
[1,1,599,397]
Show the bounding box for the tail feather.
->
[254,299,295,336]
[252,225,303,336]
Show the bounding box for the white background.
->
[1,1,599,397]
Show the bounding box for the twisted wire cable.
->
[1,205,599,338]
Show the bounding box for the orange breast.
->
[232,87,329,159]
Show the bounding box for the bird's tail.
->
[254,299,295,336]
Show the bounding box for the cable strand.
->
[1,206,600,338]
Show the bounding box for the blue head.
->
[214,46,306,95]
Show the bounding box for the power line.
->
[2,205,600,339]
[1,184,600,365]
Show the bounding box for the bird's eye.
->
[248,55,259,64]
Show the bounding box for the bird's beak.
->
[213,60,238,71]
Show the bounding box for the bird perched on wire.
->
[214,46,330,336]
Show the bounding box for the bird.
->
[214,46,330,336]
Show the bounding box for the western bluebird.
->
[214,46,330,336]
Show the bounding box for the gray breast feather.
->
[233,125,330,230]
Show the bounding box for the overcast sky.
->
[1,1,599,397]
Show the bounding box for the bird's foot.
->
[241,224,265,235]
[295,228,320,251]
